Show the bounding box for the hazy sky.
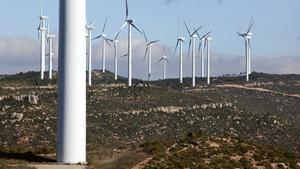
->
[0,0,299,78]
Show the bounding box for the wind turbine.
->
[93,18,111,73]
[195,31,211,78]
[46,17,55,80]
[143,31,159,81]
[158,47,169,80]
[115,0,143,87]
[184,22,202,87]
[107,37,120,81]
[173,22,185,84]
[38,8,48,80]
[237,18,254,82]
[86,22,95,86]
[205,36,213,85]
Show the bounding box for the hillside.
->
[0,71,299,168]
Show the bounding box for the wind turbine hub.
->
[40,16,48,20]
[127,19,135,24]
[206,37,213,41]
[192,34,198,38]
[114,40,119,43]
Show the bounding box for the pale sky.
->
[0,0,299,78]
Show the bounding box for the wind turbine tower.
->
[143,31,159,81]
[174,36,185,83]
[38,11,48,80]
[93,18,111,73]
[184,22,202,87]
[158,47,169,80]
[46,22,55,80]
[112,40,120,80]
[237,18,254,82]
[86,22,95,86]
[196,31,211,78]
[206,36,213,85]
[57,0,87,164]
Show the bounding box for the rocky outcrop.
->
[0,94,39,104]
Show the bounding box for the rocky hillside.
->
[0,71,299,168]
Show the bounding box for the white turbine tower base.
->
[57,0,87,164]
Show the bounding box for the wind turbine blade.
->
[121,54,128,57]
[201,31,212,40]
[247,22,254,34]
[149,40,159,45]
[143,46,149,62]
[131,23,143,35]
[114,21,127,39]
[157,57,164,64]
[106,38,114,42]
[248,39,252,51]
[192,26,203,36]
[92,35,103,41]
[187,39,191,58]
[197,41,202,58]
[204,40,207,53]
[195,28,201,39]
[125,0,129,20]
[184,22,191,35]
[114,44,117,57]
[104,38,112,47]
[142,30,148,42]
[173,39,179,56]
[247,17,254,33]
[102,17,107,34]
[165,58,170,63]
[237,32,243,37]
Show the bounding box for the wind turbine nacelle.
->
[86,25,95,30]
[206,37,213,41]
[192,34,198,38]
[39,27,47,31]
[247,32,253,36]
[245,35,251,39]
[114,40,120,43]
[179,37,185,41]
[102,34,107,37]
[127,19,135,24]
[40,16,48,20]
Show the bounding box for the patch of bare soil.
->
[217,84,300,98]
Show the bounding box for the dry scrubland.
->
[0,71,300,168]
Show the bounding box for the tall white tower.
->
[86,23,95,86]
[38,15,48,80]
[206,36,213,85]
[57,0,87,164]
[46,34,55,80]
